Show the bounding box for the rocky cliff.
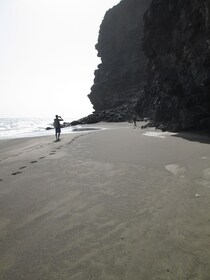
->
[73,0,210,131]
[85,0,152,123]
[140,0,210,131]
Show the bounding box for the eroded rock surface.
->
[88,0,152,118]
[74,0,210,132]
[141,0,210,131]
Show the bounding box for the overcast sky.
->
[0,0,121,119]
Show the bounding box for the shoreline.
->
[0,122,210,279]
[0,121,125,141]
[1,119,209,142]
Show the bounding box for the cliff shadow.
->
[172,131,210,144]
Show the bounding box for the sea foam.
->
[0,118,72,140]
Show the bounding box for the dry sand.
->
[0,122,210,280]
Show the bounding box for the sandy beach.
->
[0,122,210,280]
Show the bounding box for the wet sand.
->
[0,122,210,280]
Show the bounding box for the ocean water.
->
[0,118,74,140]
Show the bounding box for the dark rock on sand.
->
[70,103,146,125]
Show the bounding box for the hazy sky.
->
[0,0,120,119]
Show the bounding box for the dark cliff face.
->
[76,0,210,131]
[88,0,152,120]
[140,0,210,131]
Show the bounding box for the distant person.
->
[53,115,63,141]
[133,116,137,127]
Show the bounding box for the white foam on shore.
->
[0,118,54,140]
[0,117,104,140]
[143,131,177,138]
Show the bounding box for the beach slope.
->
[0,123,210,280]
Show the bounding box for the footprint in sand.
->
[19,166,26,170]
[11,171,22,176]
[30,160,37,164]
[39,156,45,159]
[0,179,3,181]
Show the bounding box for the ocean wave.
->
[0,118,71,140]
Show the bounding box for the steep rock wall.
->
[74,0,210,131]
[88,0,152,120]
[141,0,210,131]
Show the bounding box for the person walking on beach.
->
[133,116,137,127]
[53,115,63,141]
